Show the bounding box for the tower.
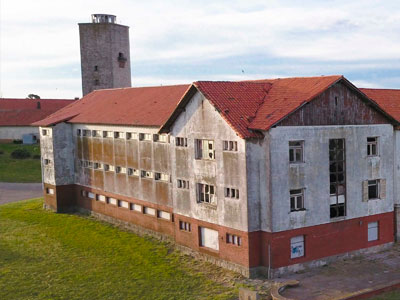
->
[79,14,132,96]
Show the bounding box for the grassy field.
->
[372,290,400,300]
[0,143,41,183]
[0,198,242,300]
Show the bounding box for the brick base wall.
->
[43,184,395,277]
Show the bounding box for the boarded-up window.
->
[118,200,129,209]
[368,222,379,241]
[107,197,117,205]
[290,235,305,259]
[144,207,156,216]
[96,194,106,202]
[88,192,95,199]
[157,210,171,220]
[199,227,219,250]
[130,203,142,212]
[46,188,54,195]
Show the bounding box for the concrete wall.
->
[268,125,394,232]
[79,23,131,96]
[0,126,39,141]
[169,91,249,231]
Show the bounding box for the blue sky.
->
[1,0,400,98]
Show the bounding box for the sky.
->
[1,0,400,99]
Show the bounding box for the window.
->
[93,162,103,170]
[367,137,378,156]
[290,235,305,259]
[92,130,101,138]
[195,139,215,160]
[179,221,191,232]
[155,172,169,182]
[88,192,95,199]
[290,189,304,211]
[77,129,81,136]
[118,200,129,209]
[82,129,91,137]
[42,129,49,136]
[107,197,117,205]
[368,222,379,241]
[116,166,126,174]
[176,137,188,147]
[223,141,238,151]
[87,161,93,169]
[114,131,125,139]
[368,180,380,199]
[127,168,140,176]
[144,206,156,216]
[199,227,219,250]
[130,203,142,212]
[46,188,54,195]
[103,131,113,138]
[177,179,189,189]
[289,141,304,163]
[141,170,153,179]
[94,65,98,71]
[226,233,241,246]
[104,164,115,172]
[329,139,346,218]
[159,134,168,143]
[126,132,138,140]
[94,79,99,86]
[139,133,152,141]
[197,183,216,204]
[81,190,88,197]
[224,187,239,199]
[96,194,106,202]
[43,158,51,166]
[157,210,171,220]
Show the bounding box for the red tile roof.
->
[0,98,75,126]
[360,88,400,123]
[33,85,190,127]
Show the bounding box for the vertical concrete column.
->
[394,204,400,241]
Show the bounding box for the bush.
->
[33,154,41,159]
[13,140,23,144]
[0,150,3,155]
[11,149,31,159]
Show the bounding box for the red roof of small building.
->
[360,88,400,123]
[0,98,75,126]
[34,85,191,127]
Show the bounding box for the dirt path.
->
[0,182,43,205]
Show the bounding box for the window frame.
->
[195,139,215,160]
[368,179,380,200]
[197,183,216,204]
[289,140,304,163]
[290,189,305,212]
[367,137,379,157]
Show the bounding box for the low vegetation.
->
[372,290,400,300]
[0,143,41,182]
[0,198,242,300]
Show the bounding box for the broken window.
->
[103,131,113,138]
[289,141,304,163]
[368,180,380,199]
[224,187,239,199]
[43,158,51,166]
[290,236,305,259]
[82,129,91,137]
[223,140,238,151]
[290,189,304,212]
[179,221,191,232]
[94,79,99,86]
[367,137,378,156]
[42,129,49,136]
[176,137,188,147]
[195,139,215,160]
[329,139,346,218]
[94,65,98,71]
[116,166,126,174]
[126,132,138,140]
[141,170,153,179]
[127,168,140,176]
[155,172,169,182]
[368,221,379,241]
[92,130,101,138]
[197,183,216,204]
[77,129,81,136]
[177,179,189,189]
[139,133,152,141]
[226,233,242,246]
[93,162,103,170]
[114,131,124,139]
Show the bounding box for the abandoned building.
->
[34,75,400,277]
[0,98,75,142]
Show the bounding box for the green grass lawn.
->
[0,143,41,183]
[371,290,400,300]
[0,198,241,300]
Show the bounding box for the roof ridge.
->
[92,84,190,92]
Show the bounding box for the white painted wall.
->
[268,125,394,232]
[0,126,39,140]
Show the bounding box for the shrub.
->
[11,149,31,159]
[0,150,3,155]
[13,140,23,144]
[33,154,41,159]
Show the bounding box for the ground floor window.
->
[290,235,305,259]
[368,221,379,241]
[199,227,219,250]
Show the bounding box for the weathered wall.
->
[0,126,39,140]
[268,125,394,232]
[79,23,131,96]
[40,127,55,185]
[169,91,248,231]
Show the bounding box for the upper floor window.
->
[141,170,153,179]
[368,180,380,200]
[116,166,126,174]
[224,187,239,199]
[103,131,113,138]
[289,141,304,163]
[367,137,378,156]
[195,139,215,160]
[154,134,168,143]
[177,179,189,189]
[77,129,81,136]
[82,129,91,137]
[223,140,238,152]
[197,183,216,204]
[114,131,125,139]
[155,172,169,182]
[290,189,304,212]
[176,137,188,147]
[42,129,50,136]
[127,168,140,176]
[126,132,138,140]
[92,130,101,138]
[139,133,152,141]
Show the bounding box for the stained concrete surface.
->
[279,244,400,300]
[0,182,43,205]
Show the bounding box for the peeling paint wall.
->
[268,125,394,232]
[170,91,249,231]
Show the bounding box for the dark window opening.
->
[94,79,99,86]
[94,65,98,71]
[329,138,346,218]
[368,180,379,199]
